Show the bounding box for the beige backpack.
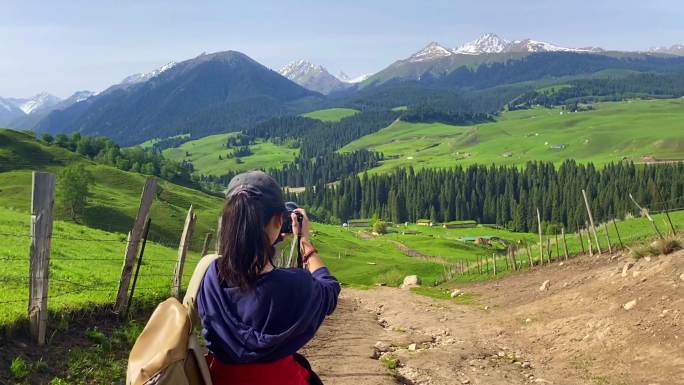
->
[126,254,220,385]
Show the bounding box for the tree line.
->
[288,160,684,232]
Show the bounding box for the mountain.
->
[9,90,95,130]
[279,60,346,94]
[34,51,322,145]
[120,61,177,86]
[0,98,25,126]
[338,71,371,84]
[5,92,61,115]
[649,44,684,56]
[362,33,684,86]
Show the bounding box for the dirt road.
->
[305,251,684,385]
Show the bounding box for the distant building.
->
[550,144,567,150]
[502,151,513,158]
[443,220,478,229]
[416,219,433,227]
[346,219,370,227]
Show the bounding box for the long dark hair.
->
[218,190,285,291]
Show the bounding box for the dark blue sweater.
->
[197,260,341,364]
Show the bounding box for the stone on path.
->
[539,280,550,291]
[623,299,637,310]
[401,275,421,289]
[450,289,462,298]
[621,262,634,277]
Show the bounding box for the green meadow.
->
[163,132,298,176]
[342,99,684,173]
[301,107,359,122]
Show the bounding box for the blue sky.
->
[2,0,683,98]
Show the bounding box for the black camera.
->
[281,201,304,234]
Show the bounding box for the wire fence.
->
[0,230,196,308]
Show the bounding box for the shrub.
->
[373,221,387,235]
[10,357,30,379]
[652,237,683,255]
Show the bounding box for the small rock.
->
[621,262,634,277]
[497,351,505,357]
[484,306,489,310]
[632,270,641,278]
[644,256,652,262]
[522,361,532,369]
[408,343,417,351]
[539,280,550,291]
[401,275,421,289]
[558,262,564,266]
[450,289,462,298]
[374,341,391,353]
[623,299,637,310]
[461,379,470,384]
[525,318,532,323]
[680,272,684,282]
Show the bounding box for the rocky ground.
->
[303,250,684,385]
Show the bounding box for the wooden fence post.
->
[603,222,613,254]
[526,242,533,268]
[28,172,55,345]
[587,228,594,257]
[546,238,552,263]
[629,193,664,240]
[200,232,213,257]
[612,219,624,249]
[562,228,569,261]
[492,254,497,276]
[171,205,197,299]
[577,224,586,254]
[114,178,157,314]
[215,216,223,254]
[555,230,561,260]
[536,208,544,265]
[582,189,602,254]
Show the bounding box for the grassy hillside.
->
[301,108,359,122]
[163,132,298,176]
[342,99,684,173]
[0,129,225,248]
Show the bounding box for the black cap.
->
[225,171,285,207]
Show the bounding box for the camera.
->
[281,201,304,234]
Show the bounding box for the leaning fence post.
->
[612,219,624,249]
[28,172,55,345]
[536,208,544,265]
[215,216,223,254]
[200,232,213,257]
[577,224,586,255]
[172,205,197,299]
[582,189,602,254]
[603,222,613,254]
[114,178,157,314]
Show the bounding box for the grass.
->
[341,99,684,173]
[163,132,298,176]
[134,133,190,149]
[301,108,359,122]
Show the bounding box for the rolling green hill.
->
[342,98,684,173]
[301,108,359,122]
[163,132,298,176]
[0,129,224,247]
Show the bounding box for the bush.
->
[10,357,30,379]
[652,237,683,255]
[373,221,387,235]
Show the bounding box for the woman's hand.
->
[291,208,310,240]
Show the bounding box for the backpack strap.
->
[183,253,220,329]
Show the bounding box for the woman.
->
[198,171,341,385]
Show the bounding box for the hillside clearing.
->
[163,133,298,176]
[342,99,684,173]
[301,107,359,122]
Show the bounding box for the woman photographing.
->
[197,171,340,385]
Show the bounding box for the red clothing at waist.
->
[206,352,310,385]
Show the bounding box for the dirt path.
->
[306,251,684,385]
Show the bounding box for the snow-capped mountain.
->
[648,44,684,56]
[7,92,62,115]
[408,42,455,62]
[279,60,346,94]
[0,97,25,126]
[120,61,177,85]
[455,33,509,55]
[454,33,597,55]
[338,71,371,84]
